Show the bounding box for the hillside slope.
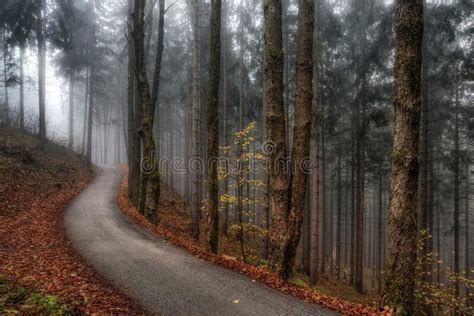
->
[0,126,143,314]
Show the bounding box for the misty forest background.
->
[0,0,473,314]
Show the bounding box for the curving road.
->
[65,166,337,316]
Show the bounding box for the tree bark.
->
[2,30,9,125]
[266,0,314,280]
[465,161,470,301]
[132,0,160,224]
[191,0,202,240]
[284,0,314,270]
[350,137,356,285]
[336,154,342,279]
[81,67,89,155]
[127,0,140,206]
[310,0,321,284]
[206,0,222,254]
[222,5,229,235]
[377,164,384,292]
[86,59,94,166]
[381,1,423,314]
[264,0,290,277]
[19,45,25,130]
[68,70,75,150]
[320,104,327,276]
[37,0,46,152]
[453,82,460,298]
[355,109,365,293]
[418,5,431,299]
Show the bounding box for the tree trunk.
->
[2,30,9,125]
[127,0,140,205]
[68,70,75,150]
[350,137,356,285]
[86,61,94,166]
[222,7,229,235]
[239,0,245,133]
[465,161,470,301]
[320,105,326,275]
[266,0,314,280]
[37,0,47,152]
[418,6,431,298]
[206,0,222,254]
[19,45,25,130]
[310,0,321,284]
[191,0,202,240]
[336,154,342,279]
[453,82,460,298]
[140,0,165,213]
[264,0,290,277]
[377,164,384,292]
[82,67,89,155]
[150,0,165,122]
[286,0,314,270]
[355,110,365,293]
[132,0,160,224]
[381,1,423,314]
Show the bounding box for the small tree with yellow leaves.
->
[218,122,266,262]
[415,230,473,314]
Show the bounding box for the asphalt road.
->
[64,165,337,316]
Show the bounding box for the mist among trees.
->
[0,0,472,314]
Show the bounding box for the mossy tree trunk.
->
[264,0,314,280]
[382,0,423,314]
[132,0,160,224]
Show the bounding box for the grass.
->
[0,275,75,315]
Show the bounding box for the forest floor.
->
[118,168,380,314]
[0,126,144,314]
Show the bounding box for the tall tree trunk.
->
[127,0,140,205]
[264,0,290,277]
[418,4,431,300]
[377,164,384,292]
[206,0,222,253]
[82,67,89,155]
[310,0,321,284]
[2,30,9,125]
[132,0,160,224]
[239,0,245,133]
[465,161,470,301]
[350,137,356,285]
[283,0,290,148]
[381,0,423,313]
[355,110,365,293]
[191,0,202,240]
[286,0,314,275]
[37,0,46,152]
[302,184,311,274]
[86,60,94,166]
[320,105,326,275]
[150,0,165,123]
[140,0,165,213]
[68,70,75,150]
[222,5,229,235]
[453,82,460,298]
[266,0,314,280]
[19,45,25,130]
[336,154,342,279]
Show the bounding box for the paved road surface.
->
[65,166,337,316]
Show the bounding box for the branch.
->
[164,1,178,14]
